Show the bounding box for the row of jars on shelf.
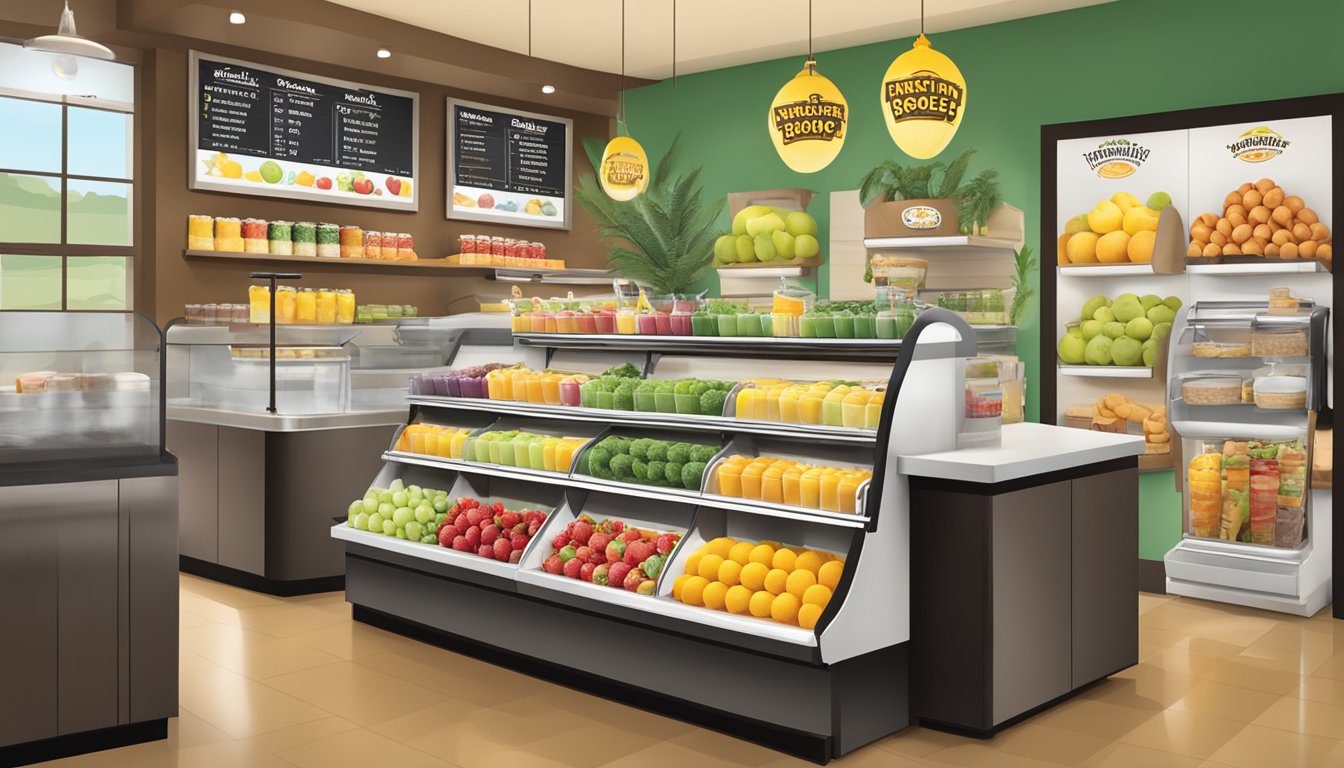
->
[509,306,921,339]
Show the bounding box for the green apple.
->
[746,212,786,238]
[1058,330,1087,364]
[771,230,796,260]
[795,234,820,259]
[1080,295,1112,323]
[754,233,778,262]
[1111,336,1142,366]
[1093,306,1116,324]
[714,234,738,264]
[732,205,774,236]
[785,211,817,237]
[1084,335,1113,365]
[735,235,756,263]
[1081,320,1103,340]
[1102,321,1127,340]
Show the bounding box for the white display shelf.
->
[382,451,872,528]
[330,523,524,579]
[1186,261,1327,275]
[862,234,1020,256]
[1058,364,1154,379]
[407,396,879,445]
[1057,264,1164,277]
[513,332,907,358]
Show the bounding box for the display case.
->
[0,311,164,470]
[1165,299,1333,615]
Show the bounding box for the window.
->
[0,94,134,310]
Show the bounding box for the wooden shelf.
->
[183,250,609,283]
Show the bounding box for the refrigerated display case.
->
[333,309,1145,759]
[0,312,177,762]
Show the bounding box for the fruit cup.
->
[691,313,717,336]
[819,469,842,512]
[782,464,806,506]
[634,388,656,412]
[636,314,659,335]
[800,467,823,508]
[555,440,579,472]
[674,393,701,415]
[576,312,597,334]
[741,460,768,499]
[595,389,615,410]
[865,392,884,428]
[670,313,693,336]
[737,313,762,337]
[822,388,848,426]
[541,437,560,471]
[717,458,747,497]
[854,314,876,339]
[594,312,617,334]
[654,389,677,413]
[778,388,802,423]
[556,311,577,334]
[653,313,673,335]
[842,390,870,428]
[717,314,739,337]
[616,311,637,335]
[761,464,786,504]
[758,314,774,337]
[833,311,855,339]
[799,392,825,424]
[540,374,562,405]
[837,472,863,514]
[559,378,582,407]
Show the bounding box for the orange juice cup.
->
[820,469,842,512]
[526,376,545,403]
[408,426,427,454]
[783,465,807,506]
[799,393,824,424]
[866,395,884,429]
[836,472,861,513]
[717,459,746,497]
[735,389,756,420]
[842,391,869,429]
[778,389,802,423]
[541,438,560,472]
[741,460,770,499]
[800,467,824,508]
[450,431,469,459]
[761,465,786,503]
[540,375,562,405]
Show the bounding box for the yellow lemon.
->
[221,160,244,179]
[1122,205,1159,235]
[740,562,769,591]
[802,584,833,608]
[681,576,708,606]
[697,554,725,582]
[749,591,775,618]
[718,559,743,587]
[1066,231,1100,264]
[1088,200,1123,234]
[1096,230,1132,263]
[818,560,844,591]
[242,170,262,183]
[772,548,797,571]
[707,537,737,559]
[786,569,818,599]
[798,603,822,630]
[794,551,824,576]
[702,581,729,611]
[684,552,704,576]
[764,568,789,595]
[672,574,692,601]
[1110,191,1142,213]
[748,543,776,566]
[728,541,755,565]
[771,592,801,625]
[1128,229,1156,264]
[725,585,752,615]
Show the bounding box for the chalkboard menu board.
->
[447,98,573,230]
[189,51,419,210]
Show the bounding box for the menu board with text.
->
[189,51,418,210]
[447,98,572,230]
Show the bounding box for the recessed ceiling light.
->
[377,47,391,59]
[541,84,556,94]
[228,11,246,24]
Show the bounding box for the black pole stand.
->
[249,272,301,414]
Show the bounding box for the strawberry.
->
[529,510,548,526]
[604,539,627,563]
[607,561,633,587]
[551,531,570,549]
[621,529,641,543]
[611,521,625,534]
[580,562,596,582]
[512,522,528,537]
[500,511,519,529]
[575,546,595,563]
[624,540,655,566]
[563,557,583,579]
[623,567,645,591]
[508,549,522,564]
[636,578,656,596]
[542,554,564,574]
[465,526,481,549]
[588,532,612,554]
[477,544,494,559]
[588,548,605,565]
[570,520,594,546]
[466,508,484,527]
[591,563,610,585]
[494,502,505,514]
[437,524,454,548]
[528,520,542,536]
[654,534,677,555]
[452,535,471,552]
[511,533,530,551]
[454,512,470,530]
[481,524,500,546]
[493,537,512,561]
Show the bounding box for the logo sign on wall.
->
[768,58,848,173]
[599,135,649,202]
[880,34,966,159]
[1227,126,1289,163]
[1082,139,1152,179]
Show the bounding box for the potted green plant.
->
[858,149,975,238]
[956,169,1003,235]
[1008,244,1036,327]
[574,134,723,295]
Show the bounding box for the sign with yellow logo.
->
[768,59,848,173]
[1083,139,1151,179]
[879,34,966,159]
[1227,126,1289,163]
[599,135,649,201]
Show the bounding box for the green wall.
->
[623,0,1343,561]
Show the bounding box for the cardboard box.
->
[863,197,960,238]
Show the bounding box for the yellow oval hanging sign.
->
[879,34,967,159]
[768,58,848,174]
[599,135,649,201]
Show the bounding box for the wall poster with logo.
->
[446,98,573,230]
[189,51,419,210]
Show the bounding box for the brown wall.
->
[144,45,613,323]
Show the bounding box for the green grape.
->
[420,535,437,544]
[408,484,422,496]
[377,502,394,518]
[353,512,369,530]
[383,520,398,536]
[377,490,392,504]
[361,497,378,514]
[367,512,385,532]
[404,521,423,541]
[391,491,409,508]
[347,500,362,518]
[389,478,405,492]
[392,507,414,527]
[363,489,380,503]
[433,499,448,513]
[414,505,432,524]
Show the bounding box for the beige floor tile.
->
[1251,695,1344,739]
[169,710,237,750]
[235,602,354,638]
[1139,646,1226,679]
[1200,657,1308,695]
[989,722,1113,765]
[180,649,218,675]
[1081,665,1199,710]
[179,608,217,629]
[870,726,972,758]
[1139,592,1177,615]
[286,618,420,660]
[922,742,1065,768]
[824,748,928,767]
[1205,723,1342,768]
[521,723,668,767]
[1118,709,1246,760]
[1141,603,1277,648]
[373,699,520,765]
[224,715,362,755]
[203,635,346,680]
[662,728,816,766]
[1168,680,1282,722]
[1292,675,1344,706]
[1139,626,1190,661]
[468,749,615,768]
[1309,653,1344,682]
[1029,697,1155,740]
[1081,742,1204,768]
[596,737,810,768]
[180,573,283,608]
[178,665,332,738]
[277,727,455,768]
[263,660,448,726]
[180,620,280,661]
[354,648,543,705]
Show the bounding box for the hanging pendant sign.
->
[879,34,967,159]
[599,135,649,201]
[768,59,848,173]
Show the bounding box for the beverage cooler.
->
[1164,298,1332,615]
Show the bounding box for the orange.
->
[748,543,776,566]
[728,541,755,565]
[818,560,844,591]
[706,537,736,559]
[798,603,822,630]
[739,562,769,591]
[672,574,692,601]
[771,548,797,571]
[764,568,789,595]
[725,585,752,615]
[802,584,832,608]
[771,593,801,625]
[786,569,817,599]
[749,591,775,618]
[718,559,743,587]
[702,581,728,611]
[681,576,708,606]
[794,551,823,576]
[697,554,725,582]
[684,552,704,576]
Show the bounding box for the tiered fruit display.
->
[581,378,735,417]
[346,479,449,544]
[410,363,514,398]
[1187,440,1307,547]
[464,431,591,473]
[715,456,873,514]
[1057,293,1182,367]
[579,435,720,491]
[395,424,474,459]
[672,537,843,630]
[538,514,682,594]
[713,206,821,265]
[735,380,885,428]
[1059,191,1171,265]
[1187,178,1332,265]
[437,497,549,563]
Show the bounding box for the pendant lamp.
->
[768,0,847,173]
[879,0,966,159]
[599,0,649,201]
[24,1,115,61]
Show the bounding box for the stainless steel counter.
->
[167,405,405,432]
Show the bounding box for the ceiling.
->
[320,0,1115,79]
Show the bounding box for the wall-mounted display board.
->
[189,51,419,211]
[446,98,572,230]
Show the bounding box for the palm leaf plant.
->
[574,134,723,295]
[1008,244,1036,327]
[857,148,975,207]
[955,169,1003,235]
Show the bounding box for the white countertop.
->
[167,405,405,432]
[898,422,1144,484]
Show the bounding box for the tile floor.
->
[38,576,1344,768]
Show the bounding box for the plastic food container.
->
[1251,328,1308,357]
[1192,341,1250,358]
[1182,377,1243,405]
[870,255,928,302]
[1267,287,1300,316]
[1253,376,1307,409]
